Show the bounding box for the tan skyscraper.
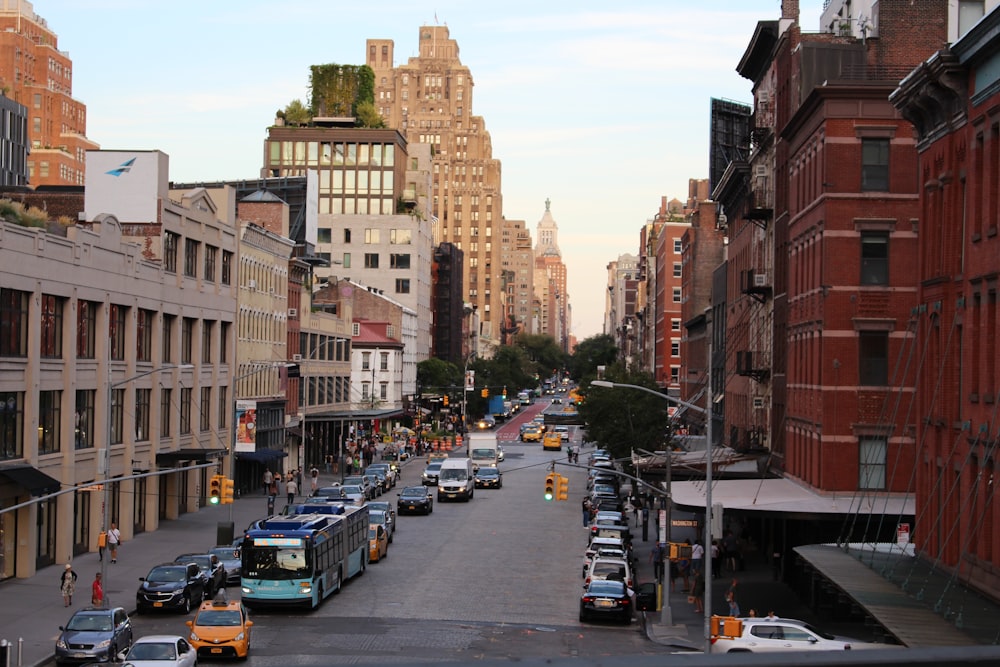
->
[367,26,504,355]
[534,199,569,351]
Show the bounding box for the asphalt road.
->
[117,409,659,664]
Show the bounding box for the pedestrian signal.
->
[221,477,235,504]
[208,474,223,505]
[443,395,449,407]
[544,473,557,501]
[556,474,569,501]
[481,388,489,398]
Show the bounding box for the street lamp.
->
[590,377,714,651]
[102,363,192,609]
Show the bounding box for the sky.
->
[39,0,826,341]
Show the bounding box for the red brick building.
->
[891,7,1000,598]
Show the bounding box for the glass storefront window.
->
[384,144,394,167]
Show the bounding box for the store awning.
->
[0,464,61,496]
[155,448,225,466]
[236,448,288,464]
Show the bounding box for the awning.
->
[0,464,61,496]
[155,448,226,466]
[236,448,288,464]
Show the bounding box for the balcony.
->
[736,350,770,382]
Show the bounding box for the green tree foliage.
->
[354,100,385,128]
[281,99,311,126]
[567,334,618,383]
[417,358,461,394]
[309,64,376,118]
[514,333,568,379]
[577,365,671,461]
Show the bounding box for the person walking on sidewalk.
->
[691,571,705,614]
[726,577,741,617]
[107,523,121,564]
[286,476,298,505]
[60,563,78,607]
[690,540,704,578]
[641,506,650,542]
[581,497,592,527]
[309,466,319,496]
[91,572,104,607]
[262,468,273,496]
[650,541,665,581]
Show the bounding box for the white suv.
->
[710,616,893,654]
[583,555,633,589]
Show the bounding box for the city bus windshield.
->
[243,545,311,580]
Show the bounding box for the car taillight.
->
[627,579,633,587]
[581,596,593,603]
[584,577,591,585]
[620,598,630,605]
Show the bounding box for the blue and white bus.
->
[240,506,369,609]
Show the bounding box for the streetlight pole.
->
[590,377,712,644]
[103,364,191,609]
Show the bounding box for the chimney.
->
[782,0,799,22]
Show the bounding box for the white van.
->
[437,457,475,501]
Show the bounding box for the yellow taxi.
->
[521,426,542,442]
[369,523,388,562]
[185,594,253,659]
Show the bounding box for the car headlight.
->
[95,639,111,649]
[56,638,67,649]
[241,586,253,594]
[189,631,200,642]
[235,632,245,641]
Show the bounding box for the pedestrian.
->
[765,610,778,621]
[581,497,592,527]
[325,455,332,474]
[262,468,273,495]
[691,571,705,613]
[97,530,107,562]
[650,541,665,581]
[723,530,739,572]
[286,476,298,504]
[295,467,303,489]
[632,495,642,527]
[91,572,103,606]
[641,506,650,542]
[106,523,121,564]
[690,539,704,577]
[310,466,319,496]
[268,477,279,498]
[726,577,740,617]
[711,539,722,578]
[60,563,78,606]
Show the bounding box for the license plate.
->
[153,602,163,607]
[210,648,223,654]
[596,599,614,608]
[408,505,416,509]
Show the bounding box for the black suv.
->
[174,553,227,597]
[55,606,133,665]
[136,563,207,614]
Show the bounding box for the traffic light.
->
[544,473,557,501]
[556,474,569,501]
[208,474,223,505]
[221,477,235,505]
[481,388,489,398]
[443,395,449,407]
[502,386,507,399]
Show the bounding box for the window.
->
[74,390,94,450]
[180,387,192,434]
[204,246,217,282]
[77,300,97,358]
[343,253,351,268]
[364,229,380,244]
[200,387,212,432]
[218,386,228,429]
[39,294,63,358]
[344,228,351,243]
[362,352,371,371]
[672,288,682,303]
[181,318,194,364]
[390,229,412,244]
[671,341,680,356]
[184,238,199,277]
[38,390,61,454]
[110,388,125,444]
[860,232,889,285]
[164,232,179,273]
[220,322,230,364]
[221,251,233,285]
[861,138,889,191]
[673,262,682,278]
[858,331,889,385]
[160,388,172,437]
[859,436,887,489]
[0,391,23,459]
[380,352,389,371]
[365,253,379,268]
[202,320,213,364]
[137,310,153,362]
[395,278,411,294]
[390,254,411,269]
[671,318,681,332]
[109,304,127,361]
[317,228,331,243]
[673,239,682,253]
[362,382,371,400]
[162,315,174,363]
[135,389,151,441]
[670,367,680,384]
[0,288,29,356]
[380,382,388,400]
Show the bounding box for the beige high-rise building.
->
[533,200,569,351]
[499,218,534,340]
[367,26,504,354]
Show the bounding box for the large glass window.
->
[160,388,172,437]
[390,254,411,269]
[181,318,194,364]
[110,388,124,444]
[0,288,29,357]
[861,138,889,191]
[162,315,174,363]
[860,232,889,285]
[221,251,233,285]
[204,246,217,283]
[858,331,889,385]
[365,253,379,269]
[859,436,887,489]
[40,294,63,358]
[184,238,199,278]
[180,387,192,434]
[75,390,94,450]
[109,305,127,361]
[77,300,96,359]
[365,229,380,244]
[202,320,214,364]
[137,310,153,362]
[200,387,212,432]
[135,389,150,441]
[38,390,61,454]
[0,392,24,460]
[163,232,179,273]
[395,279,410,294]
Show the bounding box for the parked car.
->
[474,466,503,489]
[343,475,375,500]
[174,553,226,597]
[397,486,434,515]
[55,606,133,665]
[362,473,383,497]
[185,595,253,659]
[366,469,390,495]
[584,555,633,588]
[710,616,894,654]
[366,500,397,536]
[336,484,367,506]
[125,635,198,667]
[368,508,394,543]
[137,563,208,614]
[207,546,242,586]
[421,462,442,486]
[497,444,505,462]
[121,635,197,667]
[369,524,388,562]
[366,463,397,488]
[579,579,632,624]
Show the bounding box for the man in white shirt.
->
[690,540,705,577]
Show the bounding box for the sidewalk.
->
[0,466,367,667]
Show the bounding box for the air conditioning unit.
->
[292,354,303,362]
[248,279,256,289]
[753,397,765,409]
[754,273,768,287]
[754,164,768,177]
[288,308,298,318]
[758,89,770,104]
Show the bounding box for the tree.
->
[577,365,671,461]
[355,100,385,128]
[417,358,461,393]
[514,333,567,379]
[281,99,311,126]
[567,334,617,381]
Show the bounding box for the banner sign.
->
[235,399,258,452]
